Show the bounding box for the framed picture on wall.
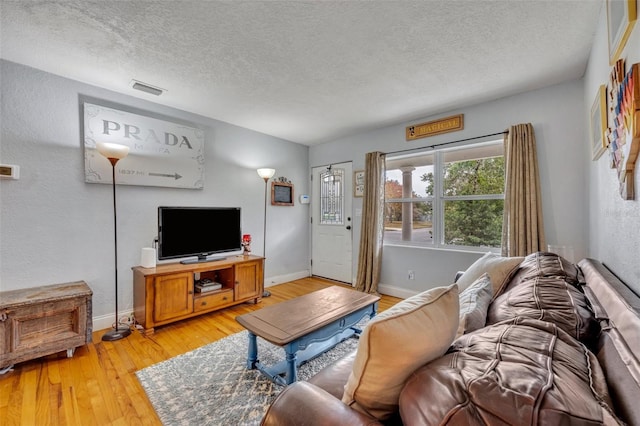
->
[607,0,637,64]
[272,181,294,206]
[590,85,607,161]
[354,170,365,197]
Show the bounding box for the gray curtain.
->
[501,123,546,257]
[355,151,386,294]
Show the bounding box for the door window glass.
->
[320,168,345,225]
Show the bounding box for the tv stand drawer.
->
[194,289,233,312]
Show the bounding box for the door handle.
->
[346,226,351,230]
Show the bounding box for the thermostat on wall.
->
[299,194,310,204]
[0,164,19,180]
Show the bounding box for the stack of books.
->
[195,280,222,293]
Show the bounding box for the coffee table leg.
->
[284,345,298,384]
[247,332,258,369]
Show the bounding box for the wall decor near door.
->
[272,178,294,206]
[606,61,639,199]
[83,101,205,189]
[354,170,365,197]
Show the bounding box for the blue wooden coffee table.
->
[235,286,379,386]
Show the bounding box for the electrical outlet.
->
[408,270,415,280]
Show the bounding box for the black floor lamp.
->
[97,142,132,342]
[257,168,275,297]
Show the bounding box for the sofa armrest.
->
[261,381,382,426]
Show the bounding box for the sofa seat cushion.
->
[342,284,459,421]
[399,318,620,425]
[487,252,599,343]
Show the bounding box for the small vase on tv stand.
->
[242,234,251,256]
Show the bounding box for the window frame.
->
[384,140,504,252]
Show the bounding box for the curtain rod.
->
[384,130,508,157]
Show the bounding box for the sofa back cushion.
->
[501,250,582,293]
[486,252,599,343]
[341,284,459,421]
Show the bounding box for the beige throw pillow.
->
[456,252,523,295]
[456,273,493,338]
[341,284,459,420]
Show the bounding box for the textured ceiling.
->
[0,1,602,145]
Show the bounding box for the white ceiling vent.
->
[130,80,165,96]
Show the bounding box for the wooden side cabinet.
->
[0,281,93,369]
[133,255,264,334]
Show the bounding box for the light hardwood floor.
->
[0,278,401,425]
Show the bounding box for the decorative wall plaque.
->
[406,114,464,141]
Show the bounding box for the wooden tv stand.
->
[132,255,264,335]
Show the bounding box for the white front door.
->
[311,162,353,284]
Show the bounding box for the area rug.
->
[136,330,359,426]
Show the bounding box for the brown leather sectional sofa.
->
[262,253,640,425]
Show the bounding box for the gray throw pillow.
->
[457,273,493,337]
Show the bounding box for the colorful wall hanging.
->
[606,61,640,199]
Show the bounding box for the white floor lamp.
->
[257,168,275,297]
[97,142,132,342]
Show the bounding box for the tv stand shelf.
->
[132,255,264,335]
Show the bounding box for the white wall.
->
[310,79,587,297]
[0,60,310,329]
[584,5,640,293]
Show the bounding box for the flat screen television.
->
[158,206,242,264]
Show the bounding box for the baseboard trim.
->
[377,283,416,299]
[265,270,310,287]
[93,312,121,333]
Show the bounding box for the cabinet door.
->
[153,273,194,322]
[235,261,263,301]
